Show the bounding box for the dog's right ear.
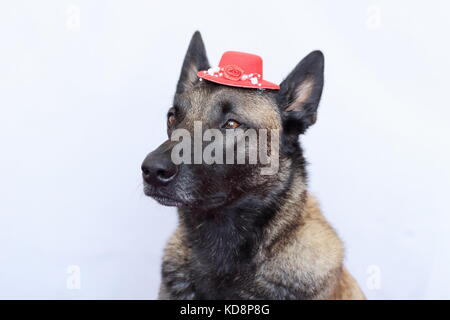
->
[176,31,210,94]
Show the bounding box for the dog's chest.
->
[189,256,257,299]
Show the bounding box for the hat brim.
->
[197,72,280,90]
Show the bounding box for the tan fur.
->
[256,173,365,299]
[285,75,315,112]
[260,193,365,299]
[160,172,365,300]
[180,86,281,130]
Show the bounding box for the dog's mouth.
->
[149,194,184,207]
[143,186,184,207]
[143,185,227,209]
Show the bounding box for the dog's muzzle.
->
[141,141,178,187]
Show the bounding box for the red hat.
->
[197,51,280,90]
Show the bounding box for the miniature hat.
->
[197,51,280,90]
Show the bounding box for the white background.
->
[0,0,449,299]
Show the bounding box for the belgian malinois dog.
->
[141,31,365,299]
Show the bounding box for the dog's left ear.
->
[277,50,324,134]
[176,31,210,94]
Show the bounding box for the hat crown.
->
[219,51,263,77]
[197,50,279,90]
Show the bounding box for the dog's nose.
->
[141,152,178,186]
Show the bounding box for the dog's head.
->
[142,32,324,210]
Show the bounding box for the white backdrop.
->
[1,0,449,299]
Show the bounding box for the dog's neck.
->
[178,160,307,276]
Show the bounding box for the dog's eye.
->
[167,112,176,126]
[223,119,240,129]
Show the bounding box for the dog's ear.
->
[277,50,324,134]
[176,31,210,94]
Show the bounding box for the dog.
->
[141,31,365,299]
